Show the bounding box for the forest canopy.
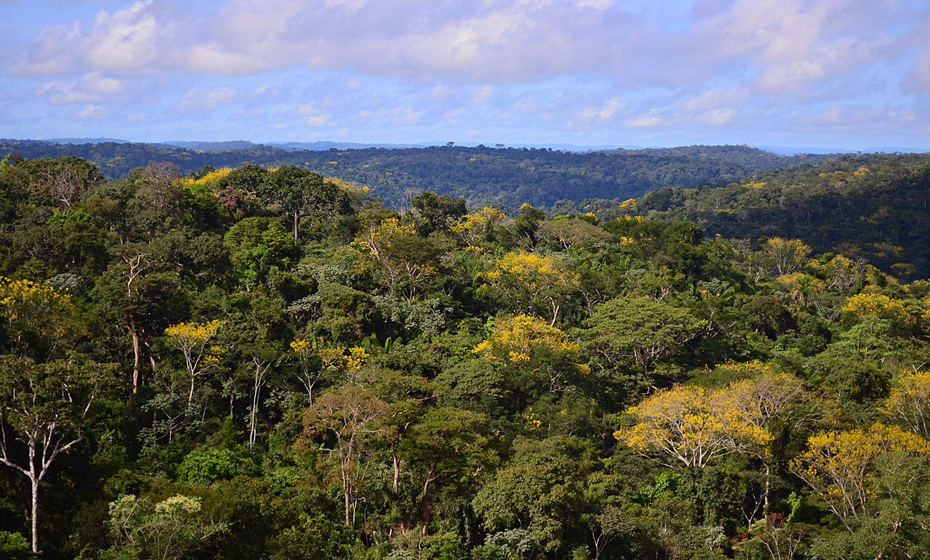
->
[1,154,930,560]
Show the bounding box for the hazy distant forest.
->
[2,145,930,560]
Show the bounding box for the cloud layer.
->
[2,0,929,147]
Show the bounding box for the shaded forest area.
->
[587,153,930,278]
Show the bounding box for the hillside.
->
[0,140,826,209]
[610,153,930,278]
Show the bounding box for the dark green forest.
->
[600,154,930,278]
[2,154,930,560]
[0,140,828,209]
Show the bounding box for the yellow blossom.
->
[473,314,578,364]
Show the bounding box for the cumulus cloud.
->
[178,87,237,112]
[5,0,930,144]
[78,104,107,119]
[37,72,127,104]
[689,0,911,94]
[14,0,640,81]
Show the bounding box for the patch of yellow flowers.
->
[473,314,578,364]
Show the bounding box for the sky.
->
[1,0,929,150]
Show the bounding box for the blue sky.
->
[2,0,929,149]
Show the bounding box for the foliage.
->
[0,152,929,559]
[789,423,930,525]
[105,494,227,560]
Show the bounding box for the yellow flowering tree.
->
[882,369,930,437]
[486,251,579,325]
[449,206,507,247]
[616,386,763,469]
[789,423,930,526]
[0,276,73,357]
[743,238,812,282]
[819,254,867,294]
[164,320,223,406]
[179,167,233,188]
[474,314,578,365]
[761,238,812,276]
[473,314,582,403]
[842,292,913,325]
[353,217,446,299]
[292,339,370,403]
[615,371,805,470]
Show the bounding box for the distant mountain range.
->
[1,138,834,209]
[33,138,930,155]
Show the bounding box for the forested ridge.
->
[2,155,930,560]
[0,140,828,209]
[589,153,930,278]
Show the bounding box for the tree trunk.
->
[343,472,352,525]
[127,316,141,394]
[293,212,300,242]
[420,466,438,535]
[391,443,400,497]
[30,477,39,553]
[249,378,260,449]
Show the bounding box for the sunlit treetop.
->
[615,371,806,468]
[790,422,930,523]
[473,314,578,364]
[179,167,234,188]
[882,369,930,437]
[165,320,223,344]
[842,292,913,324]
[0,276,71,324]
[351,217,417,258]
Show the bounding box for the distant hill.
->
[0,139,828,209]
[44,137,130,145]
[162,140,261,151]
[618,153,930,278]
[759,145,929,156]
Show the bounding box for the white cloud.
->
[470,86,494,104]
[298,104,332,126]
[694,108,735,125]
[574,96,625,127]
[36,72,127,104]
[178,87,237,112]
[624,113,661,128]
[77,104,107,119]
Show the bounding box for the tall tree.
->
[0,355,115,553]
[304,385,388,525]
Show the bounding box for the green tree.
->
[0,355,115,553]
[223,217,298,288]
[411,191,467,236]
[106,494,227,560]
[473,437,593,554]
[304,385,388,525]
[582,296,707,374]
[400,407,495,533]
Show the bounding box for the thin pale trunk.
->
[144,339,157,372]
[249,380,260,449]
[127,316,141,394]
[343,472,352,525]
[763,463,771,515]
[391,443,400,497]
[293,212,300,242]
[420,466,438,535]
[30,477,38,553]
